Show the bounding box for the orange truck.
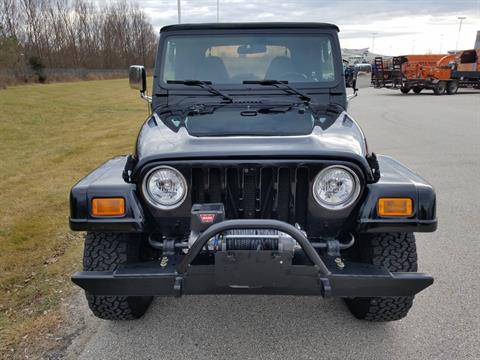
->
[451,49,480,88]
[372,49,480,95]
[396,49,480,95]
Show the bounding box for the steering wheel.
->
[277,72,308,82]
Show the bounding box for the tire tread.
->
[346,233,418,322]
[83,232,151,320]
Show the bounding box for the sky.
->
[136,0,480,55]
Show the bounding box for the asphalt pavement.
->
[65,85,480,360]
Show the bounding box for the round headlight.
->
[313,165,360,210]
[143,166,187,210]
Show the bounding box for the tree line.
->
[0,0,157,83]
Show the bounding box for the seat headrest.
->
[197,56,230,83]
[265,56,294,80]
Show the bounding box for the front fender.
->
[357,155,437,233]
[69,156,145,232]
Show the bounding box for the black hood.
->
[153,103,330,137]
[134,104,372,180]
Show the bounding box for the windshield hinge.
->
[366,153,381,182]
[122,154,137,183]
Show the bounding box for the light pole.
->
[439,34,444,53]
[217,0,219,22]
[412,39,415,54]
[177,0,181,24]
[456,16,466,52]
[371,32,377,53]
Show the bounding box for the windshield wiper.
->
[167,80,233,103]
[243,80,311,103]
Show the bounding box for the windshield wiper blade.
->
[167,80,233,102]
[243,80,311,103]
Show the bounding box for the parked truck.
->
[397,54,457,95]
[373,49,480,95]
[451,49,480,89]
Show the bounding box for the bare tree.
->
[0,0,158,82]
[1,0,21,38]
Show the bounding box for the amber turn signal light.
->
[91,198,125,217]
[377,198,413,217]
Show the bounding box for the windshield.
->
[162,34,336,84]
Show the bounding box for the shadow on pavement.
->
[79,295,402,360]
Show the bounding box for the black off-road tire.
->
[433,81,446,95]
[345,233,418,321]
[400,86,410,94]
[83,232,153,320]
[412,86,423,94]
[446,80,458,95]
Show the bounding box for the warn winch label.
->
[199,213,216,223]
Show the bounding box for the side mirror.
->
[129,65,146,92]
[129,65,151,103]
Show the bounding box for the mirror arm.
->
[140,90,152,103]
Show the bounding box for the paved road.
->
[66,87,480,360]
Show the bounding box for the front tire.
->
[446,80,458,94]
[345,233,418,321]
[433,81,446,95]
[400,86,410,94]
[83,232,153,320]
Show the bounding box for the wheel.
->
[344,233,418,321]
[83,232,153,320]
[412,86,423,94]
[433,81,446,95]
[400,86,410,94]
[446,81,458,94]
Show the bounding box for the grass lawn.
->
[0,79,147,355]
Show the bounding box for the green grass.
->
[0,79,147,354]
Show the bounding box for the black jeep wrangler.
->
[70,23,437,322]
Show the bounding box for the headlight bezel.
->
[142,165,188,210]
[312,165,361,210]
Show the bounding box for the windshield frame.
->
[153,27,344,95]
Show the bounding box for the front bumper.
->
[72,220,433,298]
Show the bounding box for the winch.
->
[188,203,297,254]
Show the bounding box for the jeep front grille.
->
[191,166,310,227]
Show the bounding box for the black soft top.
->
[161,22,339,33]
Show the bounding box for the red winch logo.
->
[199,213,216,223]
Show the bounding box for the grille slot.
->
[191,166,309,226]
